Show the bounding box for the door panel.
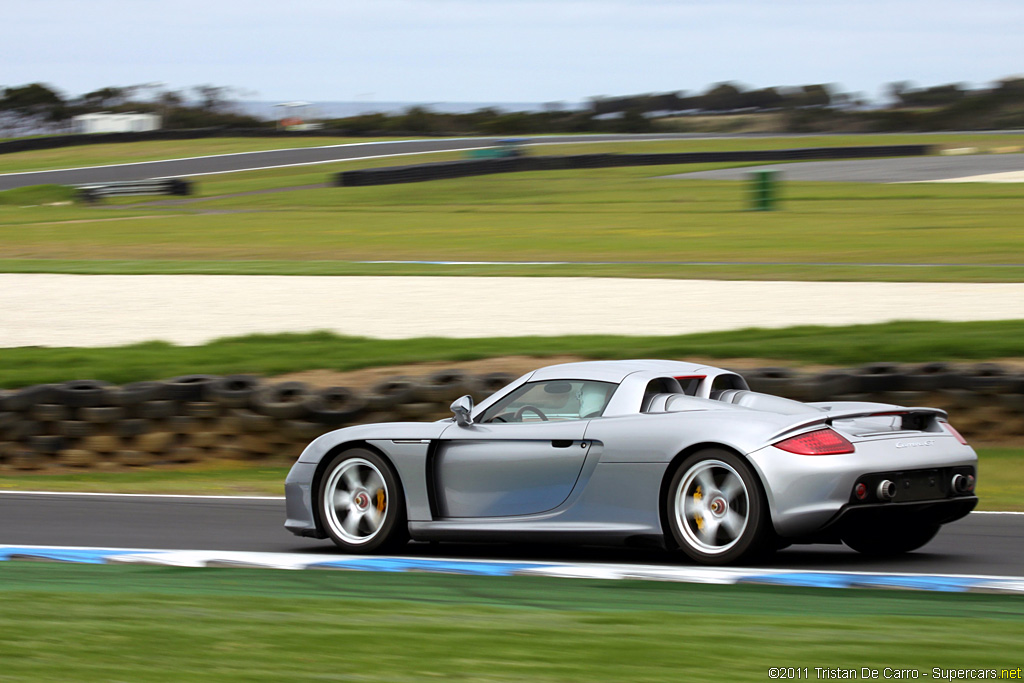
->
[436,422,590,518]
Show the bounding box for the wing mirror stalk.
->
[451,395,474,426]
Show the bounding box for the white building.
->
[72,112,162,134]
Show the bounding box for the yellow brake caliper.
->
[376,489,386,513]
[693,486,704,531]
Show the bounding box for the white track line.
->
[0,137,500,178]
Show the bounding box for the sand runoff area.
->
[2,274,1023,348]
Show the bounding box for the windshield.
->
[480,380,617,423]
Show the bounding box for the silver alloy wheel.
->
[674,458,750,555]
[322,457,389,545]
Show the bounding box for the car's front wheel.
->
[667,449,770,565]
[318,448,407,553]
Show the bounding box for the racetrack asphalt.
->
[0,133,726,191]
[3,133,1023,192]
[666,153,1024,183]
[0,492,1019,577]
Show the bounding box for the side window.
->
[481,380,616,423]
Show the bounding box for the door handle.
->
[551,440,574,448]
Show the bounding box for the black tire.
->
[79,406,125,423]
[4,384,57,412]
[161,375,218,402]
[365,378,417,412]
[317,448,407,553]
[54,380,114,408]
[251,382,313,419]
[111,381,169,406]
[306,387,367,426]
[137,400,176,420]
[842,523,941,556]
[666,449,771,565]
[208,375,263,408]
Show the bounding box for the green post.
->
[750,169,778,211]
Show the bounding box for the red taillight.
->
[774,428,855,455]
[942,422,968,445]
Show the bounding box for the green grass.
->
[0,461,289,496]
[976,448,1024,511]
[0,447,1017,510]
[0,184,78,206]
[1,136,1023,280]
[0,563,1021,681]
[3,259,1024,281]
[1,321,1023,389]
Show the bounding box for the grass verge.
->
[0,184,78,206]
[0,563,1021,681]
[0,448,1017,511]
[1,321,1023,388]
[1,137,1022,280]
[3,259,1024,281]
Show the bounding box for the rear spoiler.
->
[768,407,948,442]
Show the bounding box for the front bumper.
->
[284,461,325,538]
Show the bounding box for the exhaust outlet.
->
[877,480,896,501]
[952,474,975,494]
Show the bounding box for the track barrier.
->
[335,145,932,187]
[76,178,192,202]
[0,362,1019,471]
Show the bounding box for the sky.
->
[4,0,1023,105]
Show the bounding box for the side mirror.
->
[450,395,474,426]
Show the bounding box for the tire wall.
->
[0,362,1020,471]
[0,371,512,471]
[335,146,932,186]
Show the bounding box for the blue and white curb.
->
[3,544,1024,594]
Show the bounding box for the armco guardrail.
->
[0,362,1020,471]
[76,178,193,202]
[336,145,933,187]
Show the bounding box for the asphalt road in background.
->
[0,492,1019,577]
[3,133,1023,191]
[669,153,1024,183]
[0,134,716,191]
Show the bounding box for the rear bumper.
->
[748,435,977,538]
[816,496,978,542]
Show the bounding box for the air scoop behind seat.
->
[712,389,823,415]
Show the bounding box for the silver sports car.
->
[284,360,978,564]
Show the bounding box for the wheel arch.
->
[657,442,773,546]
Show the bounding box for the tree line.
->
[3,77,1023,139]
[0,83,266,137]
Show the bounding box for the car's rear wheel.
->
[667,449,770,565]
[841,523,940,556]
[318,448,407,553]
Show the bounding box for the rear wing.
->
[768,407,948,442]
